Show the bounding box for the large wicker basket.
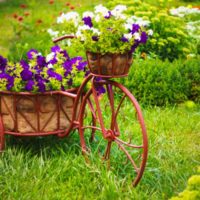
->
[86,52,133,78]
[0,90,79,134]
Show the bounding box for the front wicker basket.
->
[86,52,133,78]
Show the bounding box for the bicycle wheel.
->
[79,78,148,186]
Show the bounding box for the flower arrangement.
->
[50,4,151,54]
[0,46,88,93]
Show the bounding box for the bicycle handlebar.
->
[53,35,76,43]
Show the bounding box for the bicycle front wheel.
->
[79,79,148,186]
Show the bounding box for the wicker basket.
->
[0,90,79,134]
[86,52,133,77]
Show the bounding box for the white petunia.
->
[148,29,153,36]
[91,28,101,35]
[78,25,91,31]
[135,18,150,27]
[111,4,127,19]
[94,14,101,22]
[57,12,80,27]
[124,23,132,30]
[47,64,54,69]
[123,33,132,40]
[133,32,141,41]
[95,4,109,16]
[112,5,127,13]
[47,29,59,38]
[82,11,94,18]
[46,52,55,62]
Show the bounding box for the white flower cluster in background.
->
[111,5,127,19]
[126,16,150,27]
[170,6,200,17]
[186,20,200,39]
[57,12,80,26]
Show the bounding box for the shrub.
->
[170,167,200,200]
[120,57,200,106]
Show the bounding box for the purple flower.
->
[130,24,140,34]
[60,50,69,59]
[84,70,90,77]
[20,69,33,81]
[37,56,46,68]
[82,16,93,28]
[67,78,72,86]
[51,45,61,53]
[92,36,99,41]
[37,80,46,92]
[130,40,140,53]
[63,60,72,76]
[25,80,34,91]
[0,56,7,72]
[121,36,129,42]
[20,60,29,69]
[47,69,62,81]
[76,61,87,71]
[104,11,112,19]
[27,49,38,60]
[140,32,148,44]
[0,72,14,90]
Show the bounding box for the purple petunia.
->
[60,50,69,59]
[76,61,87,71]
[104,11,112,19]
[47,69,62,81]
[37,56,46,68]
[0,56,7,72]
[82,16,93,28]
[25,80,34,91]
[121,36,129,42]
[37,80,46,92]
[130,24,140,34]
[27,49,38,60]
[92,36,99,41]
[140,32,148,44]
[20,69,33,81]
[0,72,14,90]
[130,40,140,53]
[51,45,61,53]
[20,60,29,69]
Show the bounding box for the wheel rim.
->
[79,79,148,186]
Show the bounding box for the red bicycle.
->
[0,36,148,186]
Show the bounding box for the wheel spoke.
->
[115,137,143,149]
[115,139,139,174]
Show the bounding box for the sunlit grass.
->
[0,106,199,199]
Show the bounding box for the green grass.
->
[0,106,199,199]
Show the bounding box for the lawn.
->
[0,106,199,199]
[0,0,200,199]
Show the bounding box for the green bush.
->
[120,57,200,106]
[170,167,200,200]
[107,0,193,61]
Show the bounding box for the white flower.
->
[111,4,127,19]
[112,5,127,13]
[82,11,94,18]
[148,29,153,36]
[57,12,80,27]
[135,18,150,27]
[94,14,101,22]
[133,32,141,41]
[67,40,71,47]
[124,23,132,30]
[91,28,101,35]
[46,52,55,62]
[47,64,54,69]
[170,6,200,17]
[78,25,91,31]
[47,29,59,38]
[124,33,132,40]
[95,4,109,16]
